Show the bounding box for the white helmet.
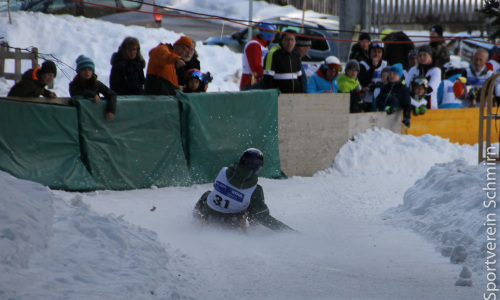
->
[325,56,341,65]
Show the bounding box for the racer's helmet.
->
[185,69,203,81]
[259,23,277,42]
[239,148,264,174]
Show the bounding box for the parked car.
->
[203,17,339,62]
[0,0,143,18]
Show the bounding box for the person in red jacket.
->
[239,23,277,91]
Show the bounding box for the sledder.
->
[193,148,294,232]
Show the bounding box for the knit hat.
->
[174,36,193,49]
[358,32,371,41]
[76,55,95,72]
[418,45,433,57]
[345,60,360,73]
[40,60,57,77]
[388,63,403,79]
[430,24,444,37]
[296,36,312,47]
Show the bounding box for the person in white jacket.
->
[406,45,442,109]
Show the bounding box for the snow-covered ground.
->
[1,1,499,299]
[1,128,496,299]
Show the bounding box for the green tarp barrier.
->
[0,99,97,190]
[178,90,284,183]
[75,96,192,190]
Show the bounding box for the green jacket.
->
[200,163,293,231]
[337,73,360,93]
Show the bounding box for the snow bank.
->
[0,11,242,97]
[0,171,195,299]
[384,159,499,287]
[331,128,478,177]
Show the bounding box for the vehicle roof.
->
[259,17,339,35]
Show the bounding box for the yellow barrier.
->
[405,107,500,146]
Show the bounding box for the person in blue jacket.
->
[307,56,341,93]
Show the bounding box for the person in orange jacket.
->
[144,36,193,96]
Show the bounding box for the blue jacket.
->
[307,66,339,93]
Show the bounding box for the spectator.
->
[193,148,294,232]
[109,36,145,95]
[464,48,493,107]
[177,39,201,87]
[376,63,412,128]
[486,46,500,73]
[240,24,277,91]
[359,41,388,112]
[381,29,415,70]
[295,36,312,92]
[307,56,340,93]
[263,30,303,93]
[409,76,431,114]
[182,69,205,93]
[406,45,442,109]
[349,32,371,62]
[144,35,192,96]
[437,61,466,109]
[404,49,418,81]
[429,24,450,71]
[337,60,364,113]
[374,67,389,100]
[8,60,57,98]
[69,55,117,121]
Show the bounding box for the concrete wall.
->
[278,93,404,177]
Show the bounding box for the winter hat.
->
[76,55,95,72]
[296,36,312,47]
[388,63,403,79]
[345,60,360,73]
[325,56,341,71]
[174,36,193,49]
[430,24,444,37]
[418,45,433,57]
[358,32,371,41]
[407,49,418,58]
[40,60,57,77]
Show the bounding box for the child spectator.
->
[409,77,431,115]
[109,36,145,95]
[70,55,117,121]
[373,67,389,100]
[376,63,412,128]
[8,60,57,98]
[307,56,340,93]
[182,69,205,93]
[337,60,364,113]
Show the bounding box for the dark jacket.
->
[382,31,415,70]
[69,74,117,115]
[376,81,412,120]
[430,41,450,70]
[349,43,370,62]
[109,52,145,95]
[263,44,303,93]
[198,163,293,231]
[8,68,53,98]
[176,52,201,87]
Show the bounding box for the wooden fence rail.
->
[0,42,39,83]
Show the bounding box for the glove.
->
[402,118,411,128]
[385,106,393,115]
[419,106,427,115]
[413,107,420,116]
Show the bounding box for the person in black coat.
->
[349,32,371,62]
[376,63,412,128]
[382,30,415,70]
[109,37,145,95]
[70,55,117,121]
[8,60,57,98]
